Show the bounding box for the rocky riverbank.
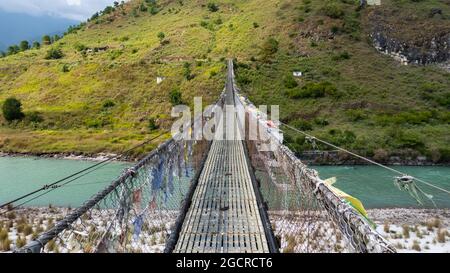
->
[1,207,449,253]
[2,150,448,166]
[0,152,136,162]
[298,151,449,166]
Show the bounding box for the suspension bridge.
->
[4,60,402,253]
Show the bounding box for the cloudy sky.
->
[0,0,118,21]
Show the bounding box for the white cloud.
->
[0,0,118,21]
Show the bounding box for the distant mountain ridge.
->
[0,10,79,51]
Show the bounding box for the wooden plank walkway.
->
[174,60,269,253]
[174,140,269,253]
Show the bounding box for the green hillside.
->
[0,0,449,162]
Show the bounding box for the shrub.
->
[313,117,329,126]
[412,240,421,251]
[437,229,446,243]
[6,212,16,220]
[327,129,356,146]
[392,131,424,150]
[402,225,410,239]
[169,88,183,105]
[436,93,450,108]
[253,22,259,28]
[139,3,148,12]
[321,3,345,19]
[45,48,63,60]
[61,64,70,73]
[46,239,56,252]
[183,62,195,80]
[283,75,298,89]
[85,118,103,128]
[26,111,44,123]
[332,51,351,61]
[200,20,209,28]
[157,32,165,42]
[2,97,25,122]
[287,82,337,99]
[383,222,390,233]
[148,118,159,131]
[260,38,279,61]
[375,111,434,126]
[0,229,8,241]
[0,238,11,251]
[438,148,450,163]
[292,119,313,131]
[236,74,251,85]
[102,100,115,109]
[74,43,86,52]
[207,2,219,12]
[16,236,26,248]
[23,225,33,236]
[108,50,123,60]
[345,109,367,121]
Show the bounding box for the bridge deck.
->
[174,140,269,253]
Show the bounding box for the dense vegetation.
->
[0,0,449,162]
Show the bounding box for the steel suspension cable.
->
[279,122,450,196]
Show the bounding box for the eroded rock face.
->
[370,26,450,65]
[366,7,450,66]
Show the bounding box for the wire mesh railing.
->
[12,91,226,253]
[13,137,210,253]
[234,88,396,253]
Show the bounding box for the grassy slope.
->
[0,0,449,161]
[234,0,450,163]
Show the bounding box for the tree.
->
[7,45,19,55]
[19,41,30,51]
[157,32,165,43]
[53,35,61,42]
[90,12,99,21]
[0,51,5,58]
[103,6,114,14]
[45,48,64,60]
[32,41,41,49]
[42,35,52,45]
[2,97,25,122]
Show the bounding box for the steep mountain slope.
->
[0,0,449,162]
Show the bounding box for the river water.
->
[0,157,449,209]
